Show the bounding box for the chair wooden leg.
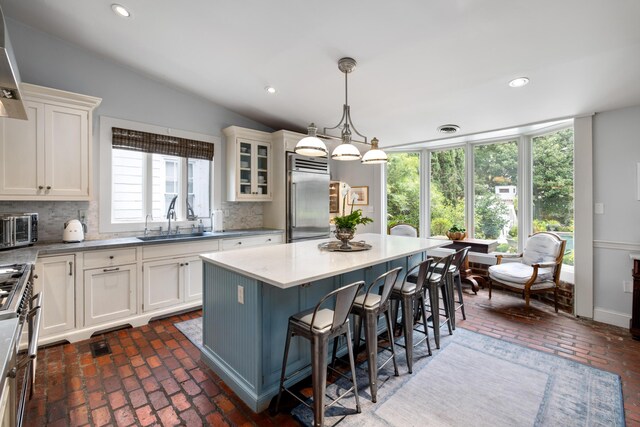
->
[525,292,530,307]
[488,279,492,299]
[554,287,559,313]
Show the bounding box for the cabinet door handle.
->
[46,186,51,190]
[69,262,73,276]
[238,241,242,245]
[185,262,189,266]
[38,185,44,190]
[103,267,120,272]
[180,263,184,267]
[33,274,38,279]
[267,238,271,242]
[109,256,114,260]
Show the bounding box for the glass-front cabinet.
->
[223,126,272,202]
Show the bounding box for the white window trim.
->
[99,116,220,233]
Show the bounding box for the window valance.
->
[112,127,214,161]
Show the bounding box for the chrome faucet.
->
[166,195,178,235]
[144,214,152,236]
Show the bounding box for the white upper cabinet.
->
[0,83,101,200]
[223,126,272,202]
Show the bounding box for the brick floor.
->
[24,289,640,426]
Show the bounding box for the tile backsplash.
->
[0,200,263,243]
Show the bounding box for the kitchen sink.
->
[136,232,210,242]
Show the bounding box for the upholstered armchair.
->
[488,232,566,312]
[389,223,418,237]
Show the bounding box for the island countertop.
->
[199,233,448,289]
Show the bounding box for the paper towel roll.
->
[212,210,224,231]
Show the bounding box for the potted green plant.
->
[446,225,466,240]
[332,185,373,249]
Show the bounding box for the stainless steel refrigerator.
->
[287,153,331,243]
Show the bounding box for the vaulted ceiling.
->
[3,0,639,147]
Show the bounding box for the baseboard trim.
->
[593,307,631,329]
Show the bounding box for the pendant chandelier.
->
[294,57,387,164]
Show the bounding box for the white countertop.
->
[200,233,448,289]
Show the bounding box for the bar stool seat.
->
[276,281,364,427]
[296,308,335,332]
[353,293,381,308]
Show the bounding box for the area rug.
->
[174,317,204,350]
[291,328,625,427]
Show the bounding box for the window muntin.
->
[473,140,519,253]
[386,152,421,232]
[430,147,465,237]
[532,128,574,265]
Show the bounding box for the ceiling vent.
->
[437,124,460,134]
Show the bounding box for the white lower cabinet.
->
[34,254,75,336]
[184,257,203,302]
[84,264,137,327]
[142,259,182,312]
[142,256,203,311]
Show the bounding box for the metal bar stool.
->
[389,257,433,373]
[334,266,402,403]
[421,253,454,349]
[434,246,470,330]
[276,280,364,427]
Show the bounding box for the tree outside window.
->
[533,128,574,265]
[474,141,518,252]
[430,148,465,237]
[386,152,420,232]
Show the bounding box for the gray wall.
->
[331,160,384,235]
[592,105,640,322]
[1,19,272,240]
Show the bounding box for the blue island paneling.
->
[200,252,425,412]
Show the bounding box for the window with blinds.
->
[111,127,212,223]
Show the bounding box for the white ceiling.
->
[3,0,640,147]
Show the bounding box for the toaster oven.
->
[0,214,38,250]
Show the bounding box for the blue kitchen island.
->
[199,233,446,412]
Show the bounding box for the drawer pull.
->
[103,267,120,272]
[267,238,271,242]
[109,255,114,260]
[238,241,242,245]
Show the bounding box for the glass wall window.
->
[386,152,421,233]
[474,140,519,253]
[430,148,465,237]
[532,128,574,265]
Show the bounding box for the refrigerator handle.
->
[291,183,297,228]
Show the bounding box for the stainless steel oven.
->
[0,264,42,427]
[0,214,38,250]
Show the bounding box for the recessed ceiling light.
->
[508,77,530,88]
[437,124,460,134]
[265,86,276,94]
[111,4,131,18]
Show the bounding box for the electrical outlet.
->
[237,285,244,304]
[78,209,87,222]
[623,280,633,293]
